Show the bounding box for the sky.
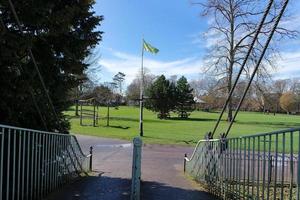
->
[91,0,300,85]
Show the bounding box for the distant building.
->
[193,97,207,110]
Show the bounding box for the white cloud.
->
[274,50,300,79]
[189,29,222,49]
[280,13,300,31]
[98,50,203,84]
[99,48,300,84]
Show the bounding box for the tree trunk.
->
[227,71,233,122]
[227,0,234,122]
[107,105,110,126]
[75,100,79,116]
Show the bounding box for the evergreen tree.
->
[113,72,126,95]
[145,75,176,119]
[0,0,103,132]
[175,76,195,118]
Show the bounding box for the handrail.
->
[185,139,220,162]
[186,127,300,162]
[189,127,300,157]
[1,124,92,159]
[0,124,69,136]
[70,135,91,158]
[233,127,300,139]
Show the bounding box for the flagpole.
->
[139,38,144,137]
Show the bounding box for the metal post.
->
[297,130,300,200]
[80,103,83,126]
[0,129,3,200]
[6,129,11,200]
[93,101,96,127]
[96,106,99,126]
[184,153,187,173]
[139,95,144,137]
[290,131,294,199]
[107,105,110,127]
[268,155,273,185]
[89,146,93,171]
[12,130,17,200]
[139,38,145,137]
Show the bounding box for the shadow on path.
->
[141,180,216,200]
[46,175,215,200]
[46,174,131,200]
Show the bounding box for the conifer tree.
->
[0,0,103,131]
[175,76,195,118]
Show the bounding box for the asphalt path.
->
[47,135,215,200]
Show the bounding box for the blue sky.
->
[92,0,300,85]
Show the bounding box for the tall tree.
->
[145,75,176,119]
[190,76,218,98]
[0,0,103,131]
[280,92,296,114]
[93,85,113,105]
[126,72,156,102]
[175,76,195,118]
[197,0,296,121]
[93,85,114,126]
[113,72,126,95]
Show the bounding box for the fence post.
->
[89,146,93,171]
[268,155,273,184]
[93,102,96,127]
[297,132,300,200]
[80,103,83,126]
[184,153,187,173]
[131,137,142,200]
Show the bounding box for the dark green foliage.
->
[0,0,103,132]
[145,75,176,119]
[145,75,195,119]
[175,76,195,118]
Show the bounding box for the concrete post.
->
[131,137,142,200]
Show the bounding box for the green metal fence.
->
[0,124,91,200]
[184,128,300,200]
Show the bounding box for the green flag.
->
[143,40,159,54]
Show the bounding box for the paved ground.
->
[47,135,215,200]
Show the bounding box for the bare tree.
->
[126,69,156,102]
[280,91,297,114]
[190,76,218,98]
[84,48,102,85]
[196,0,297,121]
[253,78,272,112]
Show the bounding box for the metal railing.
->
[184,128,300,200]
[0,124,91,200]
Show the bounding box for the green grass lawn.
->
[65,106,300,146]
